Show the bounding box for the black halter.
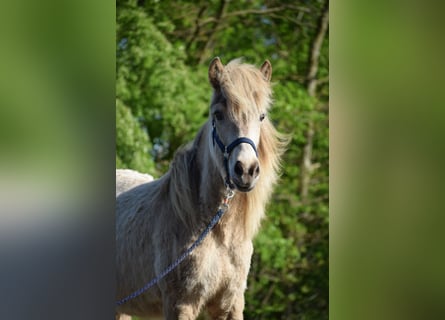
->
[212,120,258,189]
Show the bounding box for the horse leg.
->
[226,292,245,320]
[207,290,245,320]
[163,296,204,320]
[115,313,132,320]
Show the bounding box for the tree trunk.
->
[299,3,329,204]
[197,0,227,64]
[185,5,208,53]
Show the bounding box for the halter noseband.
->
[212,120,258,189]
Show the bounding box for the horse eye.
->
[259,113,266,122]
[214,111,224,121]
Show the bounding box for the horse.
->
[116,57,287,320]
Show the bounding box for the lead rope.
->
[116,186,235,306]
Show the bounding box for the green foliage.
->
[116,98,155,173]
[116,2,209,173]
[244,82,328,319]
[116,1,328,318]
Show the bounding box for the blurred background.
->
[116,0,329,319]
[0,0,115,319]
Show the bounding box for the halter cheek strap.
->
[212,120,258,189]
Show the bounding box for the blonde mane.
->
[242,118,287,237]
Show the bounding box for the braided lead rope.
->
[116,187,235,306]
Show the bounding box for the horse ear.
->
[209,57,224,89]
[260,60,272,82]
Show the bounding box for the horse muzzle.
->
[230,159,260,192]
[212,120,259,192]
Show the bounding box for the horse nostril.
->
[234,161,244,176]
[248,163,260,177]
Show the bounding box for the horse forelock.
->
[215,59,272,121]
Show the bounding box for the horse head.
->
[208,57,272,192]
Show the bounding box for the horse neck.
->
[196,122,228,212]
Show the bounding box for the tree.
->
[116,1,209,174]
